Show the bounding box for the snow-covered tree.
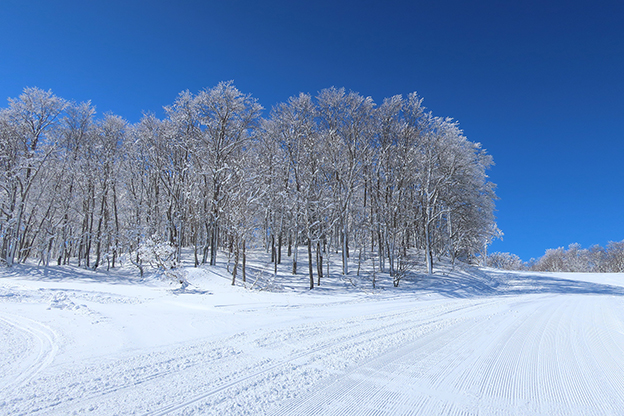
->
[0,84,502,282]
[0,88,66,266]
[488,252,525,270]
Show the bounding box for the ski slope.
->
[1,257,624,415]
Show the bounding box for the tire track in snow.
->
[15,292,624,416]
[556,299,599,414]
[448,295,624,415]
[0,313,58,395]
[442,296,610,415]
[12,297,496,415]
[566,296,624,415]
[527,297,621,415]
[267,294,624,416]
[477,298,558,411]
[268,301,502,416]
[598,299,624,408]
[141,299,500,416]
[24,339,251,416]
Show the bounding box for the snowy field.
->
[1,253,624,415]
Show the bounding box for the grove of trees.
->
[489,241,624,273]
[0,84,500,286]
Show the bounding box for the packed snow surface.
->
[1,254,624,415]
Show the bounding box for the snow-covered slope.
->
[1,256,624,415]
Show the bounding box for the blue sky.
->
[1,0,623,261]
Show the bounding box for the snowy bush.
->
[136,238,188,288]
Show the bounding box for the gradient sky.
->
[1,0,623,261]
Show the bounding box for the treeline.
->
[488,241,624,273]
[0,83,499,286]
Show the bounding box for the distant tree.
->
[137,237,188,287]
[604,241,624,272]
[532,247,566,272]
[529,242,624,273]
[55,100,96,266]
[413,115,499,273]
[561,243,592,272]
[487,252,525,270]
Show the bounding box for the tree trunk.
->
[292,233,298,274]
[424,220,433,275]
[357,247,363,276]
[210,223,218,266]
[202,221,210,264]
[342,220,349,275]
[378,228,385,273]
[93,183,108,270]
[372,255,377,289]
[308,237,314,289]
[242,240,246,283]
[326,239,330,279]
[194,234,199,267]
[316,241,323,286]
[231,243,239,286]
[273,242,277,277]
[112,184,120,268]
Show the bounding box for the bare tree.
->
[0,88,66,266]
[317,88,374,276]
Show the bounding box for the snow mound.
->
[47,291,83,311]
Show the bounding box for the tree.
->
[263,93,322,288]
[604,241,624,272]
[317,88,374,276]
[187,82,262,266]
[487,252,525,270]
[0,84,501,281]
[0,88,66,266]
[413,115,499,273]
[532,247,566,272]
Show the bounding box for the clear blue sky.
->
[1,0,623,261]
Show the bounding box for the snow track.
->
[4,298,497,415]
[142,299,497,416]
[0,313,58,396]
[2,268,624,415]
[269,295,624,416]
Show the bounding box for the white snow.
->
[1,254,624,415]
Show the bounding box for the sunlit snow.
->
[1,252,624,415]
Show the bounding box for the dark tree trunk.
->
[242,240,246,283]
[231,243,239,286]
[316,241,323,286]
[308,237,314,290]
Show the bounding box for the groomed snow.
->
[1,253,624,415]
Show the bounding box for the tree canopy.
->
[0,84,500,284]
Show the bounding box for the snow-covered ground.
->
[1,253,624,415]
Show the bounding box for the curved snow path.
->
[3,293,624,415]
[0,313,59,395]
